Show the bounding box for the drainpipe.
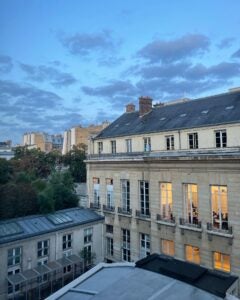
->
[178,130,181,150]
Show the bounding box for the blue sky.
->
[0,0,240,144]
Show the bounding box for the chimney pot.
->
[139,96,153,116]
[126,103,135,113]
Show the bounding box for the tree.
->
[0,158,12,184]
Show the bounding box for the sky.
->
[0,0,240,144]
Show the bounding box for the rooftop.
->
[95,90,240,139]
[0,207,104,245]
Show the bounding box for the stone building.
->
[0,208,104,300]
[86,89,240,293]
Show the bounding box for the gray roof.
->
[96,91,240,139]
[0,208,104,245]
[46,263,224,300]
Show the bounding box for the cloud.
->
[19,63,77,87]
[82,80,138,98]
[0,54,13,73]
[98,56,125,67]
[59,30,118,56]
[137,34,210,63]
[217,38,235,49]
[232,48,240,58]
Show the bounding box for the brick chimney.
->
[139,96,152,116]
[126,103,135,113]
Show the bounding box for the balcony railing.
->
[118,207,132,216]
[90,202,101,210]
[102,204,115,212]
[156,214,175,224]
[179,217,202,230]
[207,222,233,236]
[135,210,151,219]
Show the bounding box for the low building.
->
[0,141,14,160]
[47,254,238,299]
[0,208,104,300]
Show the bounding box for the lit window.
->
[143,137,151,152]
[37,240,49,258]
[160,183,173,220]
[188,133,198,149]
[62,234,72,250]
[106,237,114,257]
[98,142,103,154]
[215,130,227,148]
[106,178,114,209]
[166,135,174,150]
[140,233,150,258]
[211,186,228,230]
[84,228,93,244]
[185,245,200,264]
[161,239,174,256]
[122,229,131,262]
[126,139,132,153]
[139,181,150,216]
[121,179,130,212]
[214,252,230,272]
[93,177,100,206]
[184,184,198,225]
[111,140,116,154]
[8,247,21,267]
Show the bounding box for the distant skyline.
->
[1,0,240,144]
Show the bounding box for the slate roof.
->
[136,253,238,299]
[0,208,104,245]
[96,90,240,139]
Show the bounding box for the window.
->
[83,244,93,266]
[215,130,227,148]
[122,229,131,262]
[111,140,116,154]
[106,178,114,208]
[8,268,20,294]
[84,228,93,244]
[106,237,114,257]
[166,135,174,150]
[121,179,130,212]
[139,181,150,216]
[140,233,150,258]
[98,142,103,154]
[160,183,173,220]
[8,247,21,267]
[106,224,113,234]
[93,177,100,205]
[161,239,174,256]
[211,186,228,230]
[188,133,198,149]
[214,252,230,272]
[185,245,200,264]
[62,234,72,250]
[143,137,151,152]
[126,139,132,153]
[184,184,198,224]
[37,240,49,258]
[63,265,72,274]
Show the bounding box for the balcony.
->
[179,218,202,236]
[156,214,176,226]
[118,207,132,216]
[206,222,233,243]
[89,202,101,210]
[102,204,115,213]
[135,210,151,221]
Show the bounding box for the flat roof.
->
[0,208,104,245]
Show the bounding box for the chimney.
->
[126,103,135,113]
[139,96,152,116]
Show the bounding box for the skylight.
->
[225,105,234,110]
[47,213,73,225]
[160,117,166,121]
[0,222,23,237]
[201,110,209,114]
[180,113,187,117]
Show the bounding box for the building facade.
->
[86,89,240,293]
[0,208,104,300]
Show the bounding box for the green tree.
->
[0,158,12,184]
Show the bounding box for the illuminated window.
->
[161,239,174,256]
[185,245,200,264]
[139,181,150,216]
[140,233,150,258]
[106,178,114,208]
[188,133,198,149]
[214,252,230,272]
[160,183,173,220]
[143,137,151,152]
[211,186,228,230]
[166,135,174,150]
[184,184,198,224]
[121,179,130,212]
[93,177,100,205]
[215,130,227,148]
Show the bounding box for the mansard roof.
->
[96,90,240,139]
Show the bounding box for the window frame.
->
[106,178,114,208]
[111,140,117,154]
[211,185,228,230]
[8,247,22,267]
[213,251,230,272]
[125,139,132,153]
[188,132,198,149]
[62,233,72,251]
[185,244,200,264]
[215,130,227,148]
[160,182,173,220]
[37,239,49,258]
[122,229,131,262]
[140,233,150,258]
[183,183,199,225]
[106,237,114,257]
[143,137,151,152]
[84,227,93,244]
[139,180,150,216]
[121,179,130,212]
[97,141,103,154]
[165,135,174,150]
[161,239,174,256]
